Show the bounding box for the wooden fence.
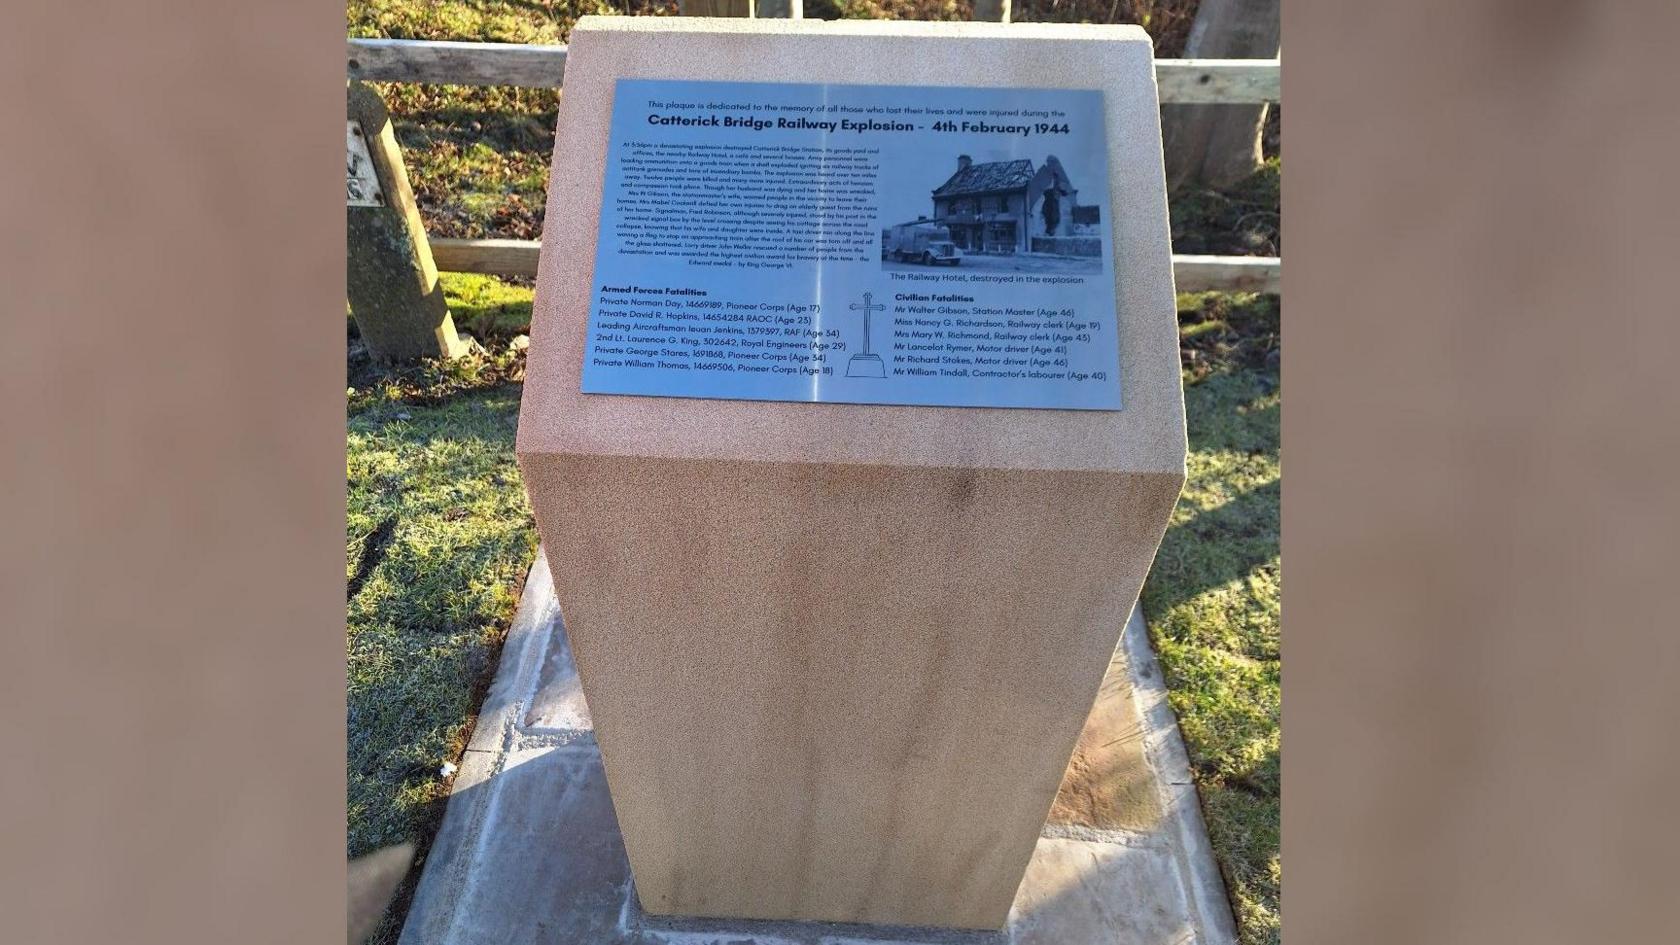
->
[347,36,1281,295]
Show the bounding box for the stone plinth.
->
[516,17,1184,931]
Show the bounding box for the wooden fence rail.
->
[430,237,1280,295]
[347,39,1280,105]
[347,37,1281,295]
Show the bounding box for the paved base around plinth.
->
[397,549,1237,945]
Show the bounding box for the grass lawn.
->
[1147,291,1280,944]
[347,5,1278,944]
[346,276,538,943]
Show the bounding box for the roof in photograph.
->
[932,159,1035,197]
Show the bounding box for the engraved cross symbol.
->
[850,291,885,356]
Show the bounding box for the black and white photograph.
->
[879,150,1108,274]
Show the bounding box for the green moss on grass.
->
[441,272,534,342]
[1169,159,1282,257]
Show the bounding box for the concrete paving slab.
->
[398,550,1236,945]
[522,573,593,734]
[464,549,571,754]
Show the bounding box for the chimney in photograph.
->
[957,154,972,172]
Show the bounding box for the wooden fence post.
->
[972,0,1011,23]
[346,80,467,363]
[1161,0,1281,190]
[678,0,755,15]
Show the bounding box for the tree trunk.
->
[1161,0,1280,190]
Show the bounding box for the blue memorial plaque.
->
[580,79,1122,410]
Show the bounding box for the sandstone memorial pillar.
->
[517,17,1185,931]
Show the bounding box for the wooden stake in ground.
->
[1161,0,1279,190]
[346,80,467,363]
[677,0,754,15]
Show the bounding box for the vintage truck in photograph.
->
[883,222,962,265]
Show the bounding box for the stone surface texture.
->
[398,553,1236,945]
[516,17,1185,931]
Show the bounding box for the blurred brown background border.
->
[3,2,1678,944]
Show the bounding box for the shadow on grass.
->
[1141,358,1280,621]
[348,515,400,602]
[1146,478,1280,620]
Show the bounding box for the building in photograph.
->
[927,154,1097,255]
